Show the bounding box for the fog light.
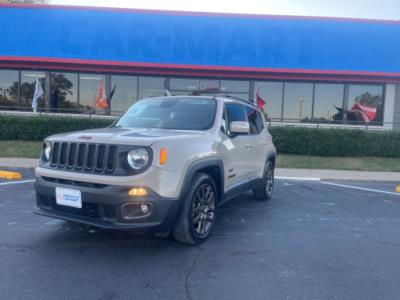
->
[121,203,153,220]
[128,188,148,196]
[140,204,150,214]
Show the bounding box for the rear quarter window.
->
[246,106,264,134]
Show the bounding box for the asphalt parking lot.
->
[1,169,400,300]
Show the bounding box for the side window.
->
[225,103,247,134]
[256,111,265,132]
[246,106,265,134]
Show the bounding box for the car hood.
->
[47,127,207,146]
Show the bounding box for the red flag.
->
[95,80,108,110]
[350,102,376,122]
[256,89,266,110]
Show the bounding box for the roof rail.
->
[213,94,255,107]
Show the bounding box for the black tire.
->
[253,160,274,201]
[172,173,218,245]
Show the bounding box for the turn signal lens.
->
[128,188,148,196]
[160,148,167,165]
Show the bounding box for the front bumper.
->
[34,175,181,232]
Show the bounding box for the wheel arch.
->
[179,158,225,203]
[267,153,276,168]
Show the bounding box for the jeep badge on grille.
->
[78,135,92,141]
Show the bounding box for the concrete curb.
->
[0,170,22,180]
[0,158,399,182]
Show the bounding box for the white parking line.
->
[322,182,400,196]
[0,179,35,186]
[276,176,321,181]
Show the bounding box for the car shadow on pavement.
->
[34,191,272,251]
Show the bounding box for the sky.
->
[50,0,400,20]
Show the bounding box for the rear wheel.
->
[253,160,274,201]
[172,173,217,245]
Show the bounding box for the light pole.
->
[299,97,307,120]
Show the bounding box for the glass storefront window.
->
[0,70,19,109]
[169,78,220,95]
[313,84,344,122]
[0,68,388,127]
[139,77,165,99]
[51,72,78,113]
[228,93,249,101]
[111,75,138,113]
[79,74,106,113]
[21,71,46,110]
[170,91,193,96]
[347,84,384,124]
[220,80,249,93]
[254,81,283,120]
[283,82,313,121]
[170,78,199,91]
[199,79,219,93]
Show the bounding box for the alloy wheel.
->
[191,183,216,238]
[265,164,274,197]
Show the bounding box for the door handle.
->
[245,144,252,150]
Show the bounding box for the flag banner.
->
[95,80,109,110]
[32,79,44,111]
[350,102,377,122]
[256,89,266,110]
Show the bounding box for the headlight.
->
[127,149,149,170]
[44,142,52,161]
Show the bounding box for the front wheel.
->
[172,173,217,245]
[253,160,274,201]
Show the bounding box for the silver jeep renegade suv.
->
[34,95,276,245]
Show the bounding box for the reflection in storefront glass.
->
[0,70,19,109]
[220,80,249,93]
[21,71,46,110]
[199,80,219,93]
[51,72,78,113]
[79,74,106,113]
[314,84,344,122]
[139,77,165,99]
[283,83,313,122]
[170,78,199,91]
[111,75,138,113]
[254,82,283,120]
[347,84,384,124]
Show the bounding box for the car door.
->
[245,106,268,179]
[219,102,254,191]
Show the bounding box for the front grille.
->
[49,142,118,174]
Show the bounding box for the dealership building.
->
[0,4,400,128]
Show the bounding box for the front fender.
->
[179,158,225,201]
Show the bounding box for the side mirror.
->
[229,121,250,134]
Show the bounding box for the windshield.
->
[115,97,217,130]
